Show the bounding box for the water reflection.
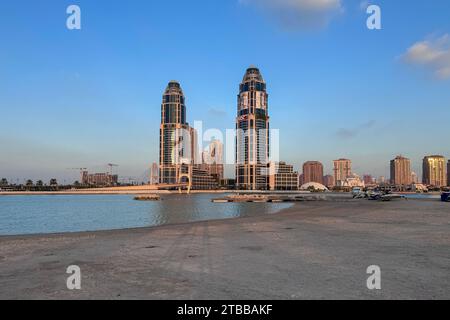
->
[0,193,292,236]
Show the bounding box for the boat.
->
[353,192,368,199]
[380,194,406,201]
[367,192,382,200]
[134,195,161,201]
[441,192,450,202]
[212,199,230,203]
[351,187,363,197]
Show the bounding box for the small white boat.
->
[212,199,229,203]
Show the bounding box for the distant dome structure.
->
[300,182,329,191]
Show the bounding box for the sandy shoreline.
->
[0,199,449,299]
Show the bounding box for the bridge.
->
[66,183,192,194]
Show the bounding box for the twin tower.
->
[159,66,270,190]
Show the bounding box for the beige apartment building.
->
[422,155,447,187]
[390,155,412,186]
[268,162,299,191]
[302,161,324,184]
[333,159,352,186]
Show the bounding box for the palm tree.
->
[26,179,34,187]
[0,178,8,186]
[36,180,44,187]
[49,179,58,186]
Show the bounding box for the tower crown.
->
[242,66,265,83]
[164,81,183,95]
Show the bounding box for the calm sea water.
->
[0,194,292,236]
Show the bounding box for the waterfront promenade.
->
[0,199,449,299]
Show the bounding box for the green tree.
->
[26,179,34,187]
[49,178,58,186]
[0,178,8,186]
[36,180,44,187]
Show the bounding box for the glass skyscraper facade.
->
[159,81,194,184]
[159,81,217,190]
[235,66,270,190]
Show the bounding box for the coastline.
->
[0,199,449,299]
[0,194,441,238]
[0,189,234,196]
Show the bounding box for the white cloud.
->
[239,0,343,31]
[359,1,369,11]
[402,34,450,80]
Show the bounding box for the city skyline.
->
[1,1,450,182]
[1,64,450,184]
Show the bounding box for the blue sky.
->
[1,0,449,182]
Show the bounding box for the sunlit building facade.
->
[333,159,352,186]
[235,66,270,190]
[390,155,412,186]
[423,155,447,187]
[302,161,324,184]
[159,81,196,184]
[268,162,299,191]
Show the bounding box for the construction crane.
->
[66,168,87,183]
[107,163,119,176]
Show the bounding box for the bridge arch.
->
[178,174,191,194]
[177,165,192,194]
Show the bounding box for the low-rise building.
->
[268,162,299,191]
[81,171,118,187]
[337,173,365,188]
[179,165,219,190]
[411,183,428,193]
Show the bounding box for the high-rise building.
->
[235,66,270,190]
[390,155,412,186]
[159,81,196,185]
[333,159,352,186]
[150,162,159,185]
[423,155,447,187]
[268,162,299,191]
[323,175,335,188]
[302,161,324,184]
[363,175,374,185]
[411,172,419,184]
[448,161,450,187]
[200,139,224,182]
[203,139,223,165]
[298,174,304,186]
